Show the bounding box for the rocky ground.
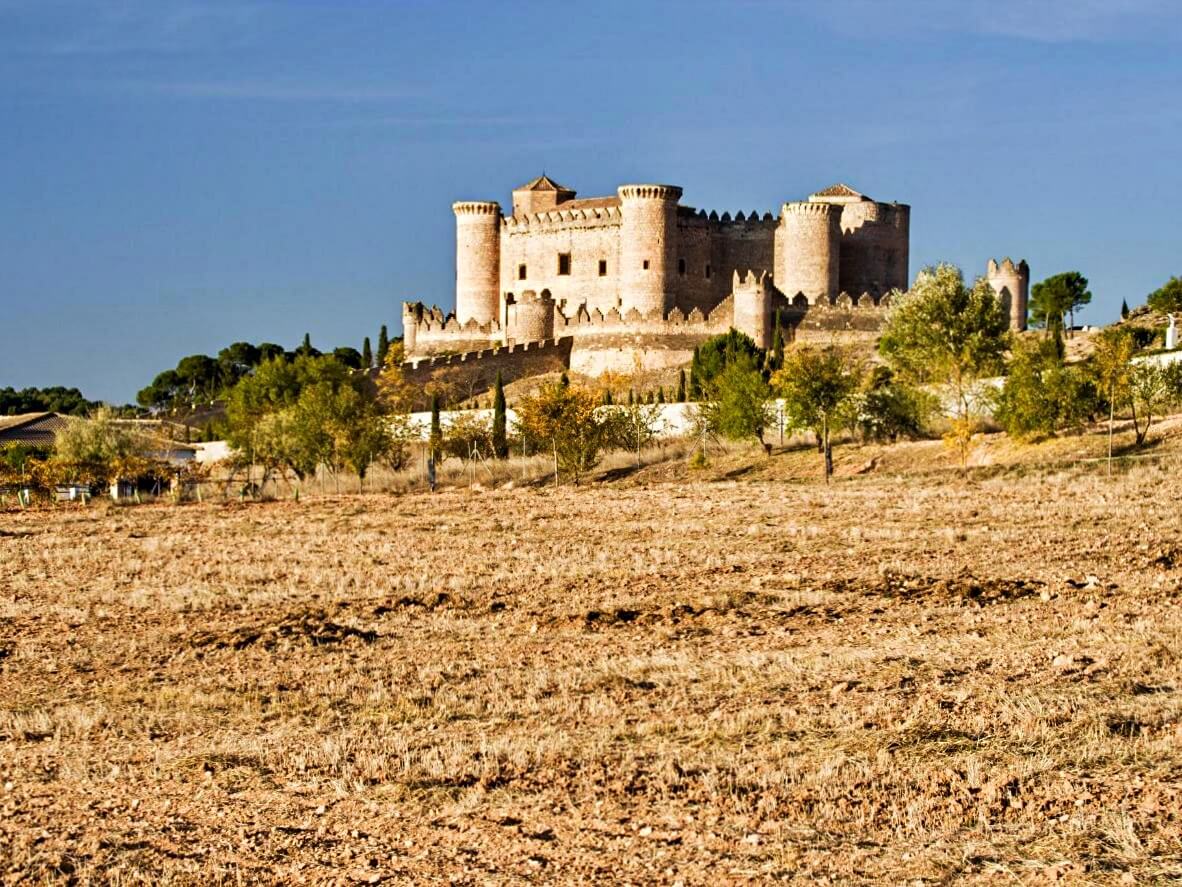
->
[2,432,1181,884]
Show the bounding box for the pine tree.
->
[1121,298,1130,319]
[362,337,373,368]
[377,325,390,367]
[491,372,508,459]
[676,369,686,402]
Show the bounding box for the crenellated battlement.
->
[452,201,502,217]
[502,204,622,230]
[618,184,683,201]
[405,337,569,371]
[782,200,838,218]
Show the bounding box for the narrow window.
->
[557,253,571,276]
[705,264,712,279]
[598,259,607,277]
[678,258,686,276]
[518,264,527,280]
[642,259,650,271]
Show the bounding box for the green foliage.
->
[879,264,1010,467]
[995,338,1095,441]
[361,337,373,369]
[694,329,766,390]
[699,355,772,445]
[296,333,320,358]
[688,348,702,400]
[51,407,157,485]
[0,386,98,416]
[768,311,786,372]
[332,347,363,369]
[1120,298,1130,319]
[772,345,862,480]
[676,369,686,403]
[1030,271,1092,334]
[491,371,508,459]
[1127,362,1181,446]
[224,354,381,484]
[1147,276,1182,315]
[851,366,934,443]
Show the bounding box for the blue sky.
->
[3,0,1181,403]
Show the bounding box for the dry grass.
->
[2,421,1182,884]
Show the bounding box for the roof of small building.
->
[0,411,71,443]
[516,174,574,193]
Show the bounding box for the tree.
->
[258,342,285,363]
[688,348,702,400]
[429,393,442,462]
[1127,362,1177,447]
[768,312,786,372]
[879,264,1010,468]
[362,337,373,369]
[1147,277,1182,315]
[296,333,320,358]
[611,399,664,468]
[1030,272,1092,338]
[694,329,766,391]
[51,407,155,487]
[515,382,614,484]
[217,342,261,388]
[443,412,493,466]
[330,385,394,490]
[676,369,686,403]
[377,325,390,368]
[995,338,1094,441]
[332,347,363,369]
[850,366,933,444]
[699,355,772,445]
[772,345,862,482]
[1121,299,1130,320]
[174,354,220,408]
[491,371,508,458]
[1091,327,1135,472]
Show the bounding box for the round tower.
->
[986,258,1030,331]
[510,289,555,343]
[618,184,682,316]
[775,202,841,304]
[732,270,773,349]
[453,201,502,325]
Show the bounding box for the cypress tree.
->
[362,336,373,368]
[559,371,570,388]
[377,325,390,367]
[676,369,686,402]
[689,347,702,400]
[429,393,442,460]
[771,311,785,371]
[628,389,635,406]
[602,389,613,406]
[298,332,314,356]
[657,388,665,404]
[491,372,508,459]
[1120,298,1130,319]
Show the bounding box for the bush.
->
[995,339,1095,441]
[852,367,934,443]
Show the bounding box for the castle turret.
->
[775,201,840,304]
[453,200,502,325]
[401,302,422,356]
[732,270,773,349]
[507,289,555,344]
[618,184,682,316]
[986,258,1030,331]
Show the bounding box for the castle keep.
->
[401,175,1023,381]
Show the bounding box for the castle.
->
[401,175,1025,381]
